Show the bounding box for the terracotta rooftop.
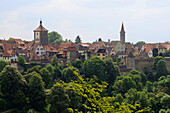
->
[34,25,48,32]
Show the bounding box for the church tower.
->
[34,20,48,45]
[120,23,125,44]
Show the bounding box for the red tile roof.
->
[34,25,48,32]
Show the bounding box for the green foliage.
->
[163,50,170,57]
[28,73,46,111]
[26,65,41,74]
[56,66,150,113]
[71,59,82,69]
[40,67,52,88]
[164,41,170,43]
[116,57,121,63]
[46,64,54,76]
[83,57,107,82]
[104,58,120,84]
[18,55,26,67]
[135,41,146,45]
[160,95,170,109]
[0,60,8,72]
[8,37,14,41]
[125,89,150,109]
[0,65,27,109]
[53,65,62,80]
[153,56,164,71]
[48,85,70,113]
[62,67,79,83]
[125,42,131,44]
[48,31,62,43]
[75,35,82,44]
[51,55,58,66]
[156,60,168,79]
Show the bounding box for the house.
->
[108,41,125,54]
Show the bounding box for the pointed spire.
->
[121,23,125,32]
[40,19,42,26]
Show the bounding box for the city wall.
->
[134,58,170,72]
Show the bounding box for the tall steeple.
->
[120,23,125,44]
[34,20,48,45]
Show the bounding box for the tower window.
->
[37,33,38,35]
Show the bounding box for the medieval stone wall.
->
[134,58,170,72]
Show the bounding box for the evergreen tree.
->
[75,35,82,44]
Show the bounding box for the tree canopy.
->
[0,60,8,72]
[135,41,146,45]
[48,31,62,43]
[75,35,82,44]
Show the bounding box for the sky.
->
[0,0,170,43]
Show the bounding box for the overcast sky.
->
[0,0,170,43]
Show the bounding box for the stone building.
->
[34,20,48,45]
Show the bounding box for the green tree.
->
[125,42,131,44]
[26,65,41,74]
[46,64,54,76]
[18,55,26,67]
[53,65,62,80]
[83,57,107,82]
[51,55,58,66]
[48,31,62,43]
[160,95,170,109]
[0,65,27,109]
[71,59,82,69]
[112,76,136,95]
[164,50,170,57]
[153,56,165,71]
[104,58,120,84]
[75,35,82,44]
[165,41,170,43]
[40,67,52,88]
[57,66,150,113]
[135,41,146,45]
[48,85,70,113]
[0,60,8,72]
[8,37,14,41]
[62,67,79,83]
[156,59,168,79]
[28,72,46,111]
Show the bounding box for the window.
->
[103,54,105,56]
[36,52,39,54]
[97,54,100,56]
[41,48,43,50]
[41,52,43,54]
[37,33,38,35]
[118,47,120,49]
[103,58,105,60]
[37,48,39,50]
